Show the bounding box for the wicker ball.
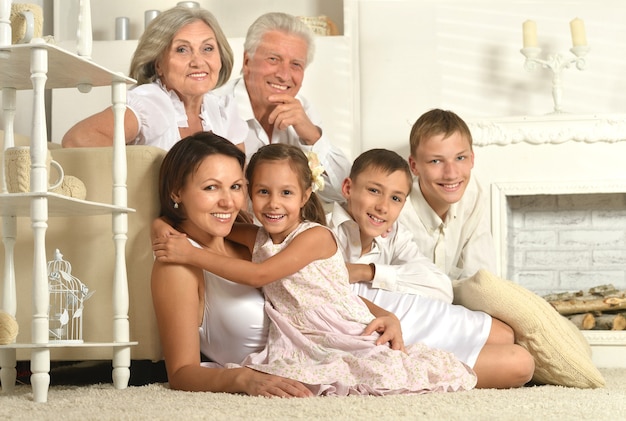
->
[0,310,19,345]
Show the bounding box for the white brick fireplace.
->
[468,114,626,367]
[493,184,626,295]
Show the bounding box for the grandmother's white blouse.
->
[126,80,247,150]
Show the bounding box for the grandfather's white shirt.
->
[398,175,496,280]
[327,202,453,303]
[214,77,350,204]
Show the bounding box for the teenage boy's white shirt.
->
[327,202,453,303]
[398,175,497,280]
[213,78,350,204]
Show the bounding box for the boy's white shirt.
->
[398,175,497,280]
[327,202,453,303]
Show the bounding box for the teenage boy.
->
[398,109,496,280]
[327,148,533,388]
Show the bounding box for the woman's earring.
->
[173,201,179,209]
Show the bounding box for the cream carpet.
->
[1,368,625,421]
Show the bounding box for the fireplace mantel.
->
[468,113,626,147]
[466,113,626,368]
[468,113,626,187]
[468,112,626,279]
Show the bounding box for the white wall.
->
[357,0,626,157]
[6,1,626,155]
[53,0,344,41]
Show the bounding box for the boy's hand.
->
[362,313,406,353]
[152,234,193,264]
[346,263,375,284]
[151,217,181,241]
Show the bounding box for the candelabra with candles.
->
[520,18,590,114]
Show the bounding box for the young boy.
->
[328,149,453,303]
[327,148,533,388]
[398,108,496,280]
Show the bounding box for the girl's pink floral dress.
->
[234,221,477,396]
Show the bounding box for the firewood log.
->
[548,296,626,316]
[542,290,585,302]
[588,284,620,296]
[542,284,618,302]
[567,313,596,330]
[594,313,626,331]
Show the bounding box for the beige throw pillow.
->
[453,269,605,388]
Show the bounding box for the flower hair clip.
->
[305,151,325,193]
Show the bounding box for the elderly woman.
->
[62,6,246,150]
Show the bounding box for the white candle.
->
[144,10,160,29]
[570,18,587,47]
[522,20,538,48]
[115,17,129,40]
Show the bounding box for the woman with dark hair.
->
[62,6,245,150]
[151,131,310,396]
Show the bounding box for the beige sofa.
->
[2,133,166,362]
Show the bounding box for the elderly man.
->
[214,12,350,204]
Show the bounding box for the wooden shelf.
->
[0,192,134,217]
[0,42,133,90]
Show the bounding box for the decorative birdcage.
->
[47,249,94,343]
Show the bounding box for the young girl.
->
[153,143,477,396]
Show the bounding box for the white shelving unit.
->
[0,3,136,402]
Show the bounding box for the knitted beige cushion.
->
[453,269,605,388]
